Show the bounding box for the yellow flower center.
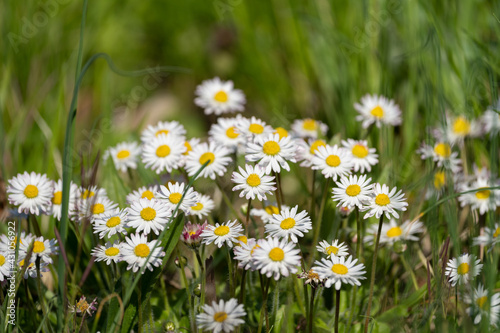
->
[249,123,264,134]
[116,150,130,159]
[345,184,361,197]
[434,143,451,158]
[263,141,281,155]
[156,145,171,158]
[475,188,491,200]
[226,126,239,139]
[370,106,384,118]
[140,207,157,221]
[191,202,204,211]
[214,90,228,102]
[457,263,470,275]
[274,127,288,139]
[307,269,320,280]
[52,191,63,205]
[183,141,192,155]
[246,174,261,187]
[92,203,105,215]
[19,259,35,268]
[302,119,317,131]
[476,296,488,308]
[375,193,390,206]
[155,129,169,137]
[214,225,230,236]
[280,217,296,230]
[134,244,150,258]
[269,247,285,261]
[141,190,155,200]
[169,192,182,204]
[326,155,341,167]
[105,247,120,256]
[386,226,402,238]
[236,235,248,245]
[106,217,121,228]
[189,231,197,236]
[82,190,94,199]
[33,241,45,253]
[213,311,228,322]
[76,299,90,313]
[24,185,39,198]
[265,205,279,215]
[326,246,339,255]
[452,117,470,135]
[331,263,348,275]
[434,171,446,189]
[493,227,500,238]
[352,144,369,158]
[309,140,326,154]
[0,255,5,266]
[199,152,215,165]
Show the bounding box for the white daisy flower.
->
[80,197,119,222]
[473,224,500,248]
[458,178,500,215]
[361,184,408,220]
[464,283,500,326]
[209,116,246,152]
[77,185,108,202]
[375,219,425,245]
[19,235,58,264]
[433,115,482,144]
[290,118,328,139]
[19,258,49,279]
[72,185,108,219]
[445,253,482,286]
[93,209,128,239]
[482,108,500,135]
[354,94,402,128]
[273,127,289,140]
[185,142,232,180]
[250,203,289,224]
[126,198,172,236]
[195,77,246,116]
[0,252,11,281]
[47,180,78,221]
[200,220,244,248]
[342,139,379,173]
[91,241,122,265]
[246,133,297,175]
[313,255,366,290]
[158,182,199,214]
[233,238,260,270]
[311,145,353,181]
[231,164,276,201]
[295,139,327,168]
[235,116,273,140]
[196,298,246,333]
[142,134,186,174]
[332,174,373,209]
[265,205,312,243]
[252,237,301,280]
[188,194,215,218]
[104,141,141,172]
[140,120,187,143]
[417,142,462,174]
[179,137,201,168]
[121,233,165,273]
[7,171,53,215]
[316,240,349,258]
[126,185,159,205]
[425,170,448,199]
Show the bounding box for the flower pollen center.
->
[0,255,5,266]
[141,190,155,200]
[457,262,470,275]
[236,235,247,245]
[265,205,279,215]
[140,207,157,221]
[105,247,120,256]
[191,202,204,211]
[476,296,488,308]
[214,225,230,236]
[213,311,228,322]
[24,185,39,198]
[493,227,500,238]
[33,241,45,253]
[386,226,402,238]
[475,188,491,200]
[302,119,317,131]
[169,192,182,204]
[310,140,326,154]
[331,263,348,275]
[249,123,264,134]
[453,117,470,135]
[156,145,171,158]
[375,193,390,206]
[92,203,105,215]
[226,126,239,139]
[263,141,281,155]
[352,144,369,158]
[134,244,150,258]
[199,152,215,165]
[274,127,288,139]
[280,217,296,230]
[214,90,228,103]
[155,129,169,137]
[246,174,261,187]
[326,155,341,167]
[434,143,451,158]
[116,150,130,159]
[434,171,446,189]
[52,191,63,205]
[345,184,361,197]
[106,217,121,228]
[269,247,285,261]
[370,106,384,118]
[326,246,339,255]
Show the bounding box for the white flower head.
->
[252,237,301,280]
[80,196,119,223]
[231,164,276,201]
[209,116,246,152]
[121,233,165,273]
[195,77,246,115]
[361,183,408,220]
[158,182,199,214]
[246,133,297,175]
[0,252,12,281]
[445,253,482,287]
[126,185,159,205]
[250,203,289,224]
[47,180,78,221]
[354,94,402,128]
[196,298,247,333]
[93,209,128,239]
[295,139,328,168]
[188,194,215,218]
[473,224,500,248]
[19,235,58,265]
[417,141,462,174]
[313,255,366,290]
[464,283,500,327]
[141,134,186,174]
[316,240,350,258]
[342,139,379,173]
[332,174,373,209]
[265,205,312,243]
[200,220,244,248]
[7,172,53,215]
[311,145,353,181]
[126,198,172,236]
[458,178,500,216]
[91,241,122,265]
[290,118,328,139]
[104,141,141,172]
[235,116,273,140]
[233,238,260,271]
[140,120,187,143]
[185,142,233,180]
[373,219,425,245]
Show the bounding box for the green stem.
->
[245,198,252,235]
[400,255,418,291]
[178,249,195,332]
[309,178,331,266]
[138,278,142,333]
[257,275,271,333]
[356,208,362,258]
[238,269,247,305]
[227,247,235,297]
[335,289,340,333]
[195,250,206,311]
[274,171,282,211]
[308,287,316,333]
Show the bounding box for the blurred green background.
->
[1,0,499,182]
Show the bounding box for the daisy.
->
[209,116,245,152]
[458,178,500,215]
[158,182,199,213]
[250,203,289,224]
[233,238,260,270]
[140,120,187,143]
[127,198,172,235]
[126,185,159,204]
[295,139,327,168]
[265,206,312,243]
[180,137,201,167]
[341,139,378,173]
[0,231,30,254]
[47,180,78,221]
[235,116,273,140]
[246,133,297,175]
[104,141,141,172]
[188,194,215,218]
[7,171,53,215]
[273,127,289,140]
[195,77,246,115]
[80,197,119,222]
[20,235,58,264]
[313,255,366,290]
[332,174,373,209]
[354,94,402,128]
[77,185,108,202]
[482,108,500,134]
[361,183,408,220]
[93,209,128,239]
[290,118,328,139]
[297,269,324,288]
[231,164,276,201]
[72,186,108,219]
[445,253,482,286]
[425,170,448,199]
[417,142,462,174]
[91,241,122,265]
[19,258,49,279]
[196,298,246,333]
[200,220,244,248]
[0,252,11,281]
[377,219,425,245]
[185,142,232,180]
[473,224,500,248]
[434,115,482,144]
[181,221,208,248]
[311,145,353,181]
[142,134,186,174]
[121,233,165,273]
[464,283,500,326]
[316,240,349,258]
[252,237,301,280]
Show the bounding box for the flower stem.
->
[356,208,362,258]
[335,289,341,333]
[257,275,271,333]
[245,198,252,235]
[364,214,384,333]
[308,287,316,333]
[195,250,206,310]
[227,246,235,297]
[274,171,282,211]
[177,248,195,332]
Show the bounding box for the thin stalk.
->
[274,171,283,211]
[238,269,247,304]
[310,170,316,223]
[138,279,142,333]
[356,208,362,258]
[245,198,252,235]
[400,255,419,291]
[308,287,316,333]
[178,248,195,332]
[227,247,235,297]
[257,275,271,333]
[195,250,206,310]
[364,215,384,333]
[216,181,244,222]
[309,178,331,266]
[335,289,340,333]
